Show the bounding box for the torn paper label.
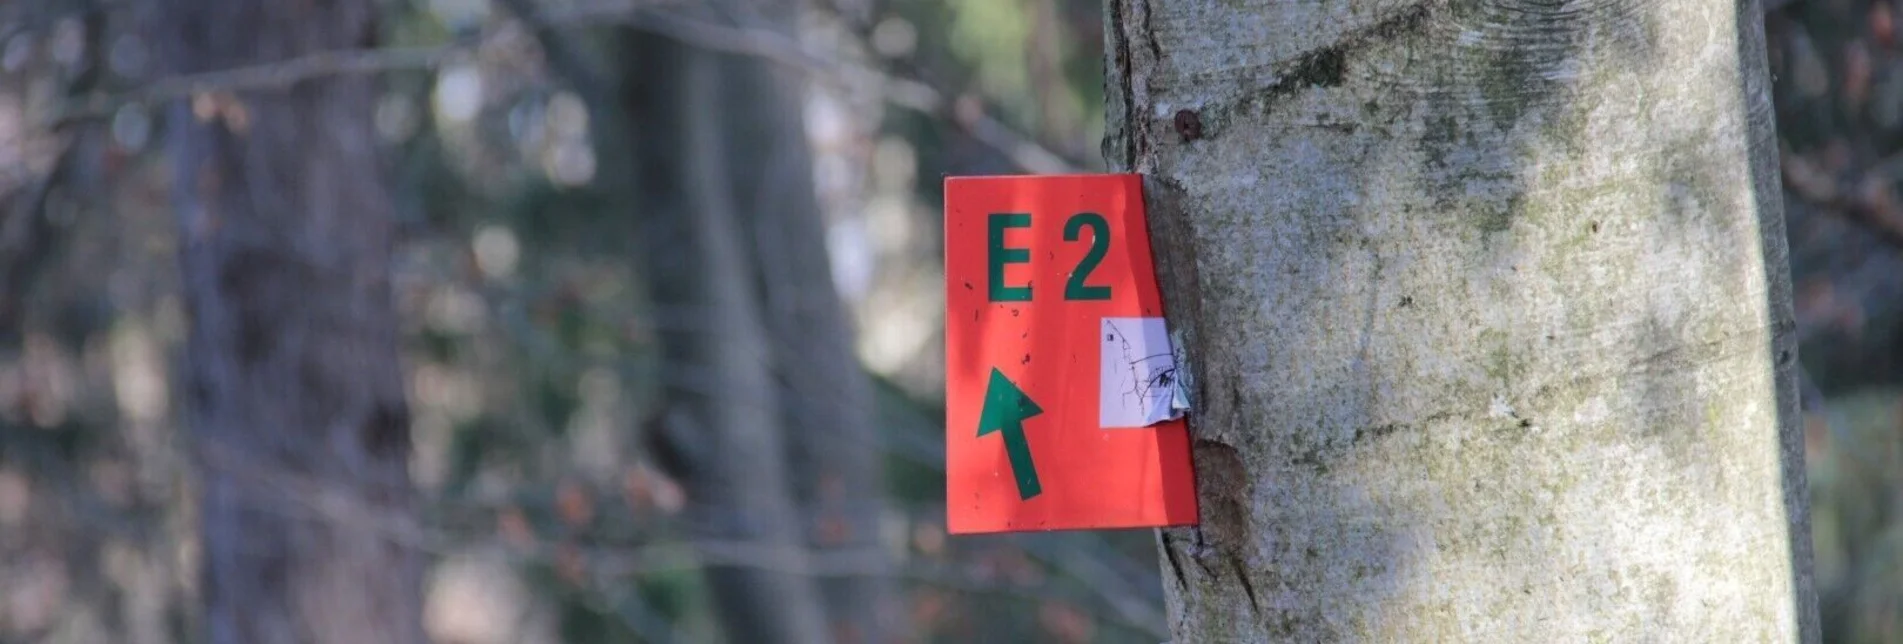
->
[1100,317,1186,428]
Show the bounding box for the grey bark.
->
[619,28,835,644]
[155,2,426,643]
[1104,0,1819,640]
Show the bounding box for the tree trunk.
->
[155,2,426,644]
[618,29,836,644]
[1104,0,1819,640]
[716,20,904,644]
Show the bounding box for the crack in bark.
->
[1106,0,1165,170]
[1137,0,1161,62]
[1105,0,1135,169]
[1230,557,1261,617]
[1190,546,1220,579]
[1162,530,1192,592]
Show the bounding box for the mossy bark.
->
[1104,0,1820,639]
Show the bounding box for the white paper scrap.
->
[1100,317,1186,428]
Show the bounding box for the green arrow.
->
[978,368,1044,500]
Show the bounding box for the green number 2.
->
[1063,213,1112,301]
[986,212,1112,302]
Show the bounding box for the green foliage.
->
[947,0,1033,107]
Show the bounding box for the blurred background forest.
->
[0,0,1896,642]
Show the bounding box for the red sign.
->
[943,173,1199,534]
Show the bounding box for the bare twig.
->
[585,6,1083,173]
[47,3,1079,174]
[197,436,900,576]
[1783,151,1903,251]
[1016,536,1169,631]
[53,46,456,125]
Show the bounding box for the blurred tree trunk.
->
[1105,0,1819,640]
[716,10,903,644]
[155,2,426,644]
[616,27,836,644]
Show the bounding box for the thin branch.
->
[585,6,1084,173]
[1016,537,1168,630]
[53,45,457,125]
[48,4,1079,175]
[1783,150,1903,252]
[196,436,900,576]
